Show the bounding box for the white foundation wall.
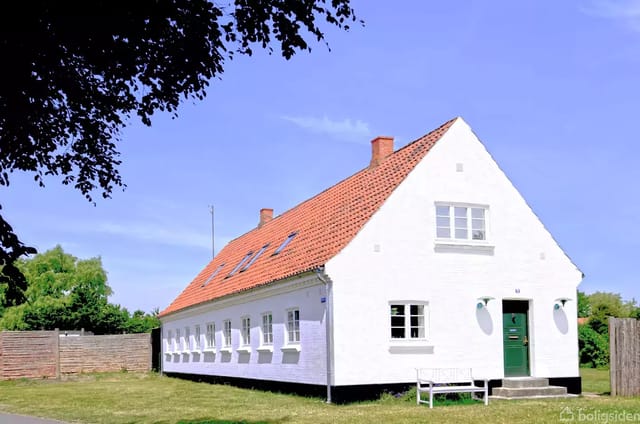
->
[160,278,328,385]
[326,118,582,386]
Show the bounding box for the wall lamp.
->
[554,297,572,310]
[476,296,495,309]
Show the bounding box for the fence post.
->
[609,317,640,396]
[609,317,617,396]
[0,331,3,379]
[54,328,61,380]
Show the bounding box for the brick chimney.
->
[259,208,273,228]
[369,136,394,168]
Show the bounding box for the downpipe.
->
[316,267,333,404]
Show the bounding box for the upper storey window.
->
[436,204,487,241]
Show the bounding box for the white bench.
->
[416,368,489,408]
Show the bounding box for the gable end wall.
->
[327,119,582,386]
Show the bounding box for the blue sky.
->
[3,0,639,313]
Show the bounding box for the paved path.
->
[0,413,66,424]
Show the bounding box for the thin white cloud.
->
[281,115,372,142]
[92,221,234,254]
[95,221,212,250]
[580,0,640,31]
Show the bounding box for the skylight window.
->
[272,232,298,256]
[201,263,225,287]
[240,243,270,272]
[226,251,254,278]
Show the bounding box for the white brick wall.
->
[161,277,328,385]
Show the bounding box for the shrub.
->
[578,324,609,368]
[402,387,417,403]
[399,386,478,406]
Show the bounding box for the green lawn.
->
[0,369,637,424]
[581,367,611,394]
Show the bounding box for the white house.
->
[159,117,582,402]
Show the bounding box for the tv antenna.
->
[209,205,215,259]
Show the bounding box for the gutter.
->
[316,266,334,404]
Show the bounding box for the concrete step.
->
[492,385,568,398]
[490,393,579,401]
[502,377,549,388]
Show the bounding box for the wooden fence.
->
[609,317,640,396]
[0,330,151,380]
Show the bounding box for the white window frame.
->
[194,325,201,351]
[262,312,273,345]
[205,322,216,350]
[184,326,191,352]
[172,329,177,352]
[237,316,252,353]
[241,316,251,346]
[222,319,232,350]
[166,330,173,352]
[175,328,181,352]
[435,203,489,242]
[258,312,274,352]
[389,301,430,341]
[282,308,301,352]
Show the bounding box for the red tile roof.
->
[160,118,457,317]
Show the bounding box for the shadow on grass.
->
[177,419,288,424]
[589,391,611,396]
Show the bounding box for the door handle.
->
[523,336,528,346]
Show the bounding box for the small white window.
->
[286,309,300,344]
[261,313,273,345]
[241,316,251,346]
[223,319,232,347]
[194,325,201,350]
[175,328,181,351]
[184,326,191,351]
[390,302,429,340]
[436,204,487,241]
[206,322,215,349]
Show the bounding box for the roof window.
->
[226,251,254,278]
[240,243,270,272]
[201,263,225,287]
[272,232,298,256]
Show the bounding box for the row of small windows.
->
[202,232,298,287]
[165,308,300,352]
[166,304,426,353]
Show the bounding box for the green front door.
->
[503,300,530,377]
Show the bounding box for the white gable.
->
[326,118,581,385]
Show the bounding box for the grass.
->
[580,367,611,394]
[0,369,637,424]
